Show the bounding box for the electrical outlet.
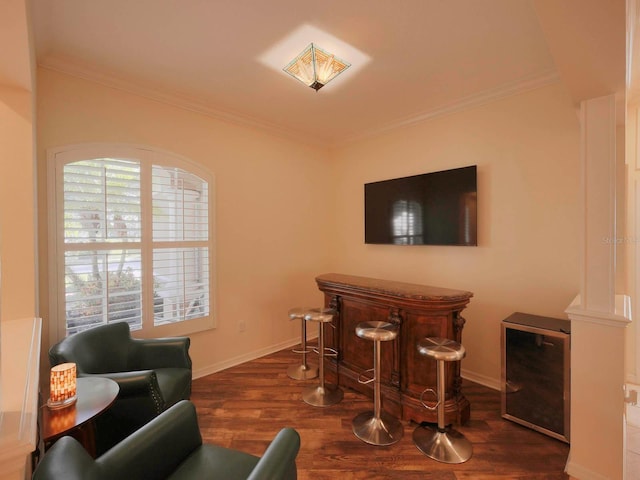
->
[238,320,246,332]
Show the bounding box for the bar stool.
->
[352,321,404,446]
[302,308,343,407]
[286,307,318,380]
[413,337,472,463]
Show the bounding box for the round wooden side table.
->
[41,376,119,457]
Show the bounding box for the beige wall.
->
[36,68,333,376]
[37,69,582,388]
[0,86,35,322]
[329,82,581,385]
[0,3,38,477]
[0,0,36,324]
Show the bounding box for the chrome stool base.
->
[287,307,317,381]
[302,308,343,407]
[352,410,404,446]
[413,337,472,464]
[412,424,472,464]
[287,362,318,380]
[351,321,403,445]
[302,384,343,407]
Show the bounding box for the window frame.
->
[47,143,216,342]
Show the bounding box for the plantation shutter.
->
[63,159,143,334]
[151,166,210,325]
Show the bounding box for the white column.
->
[565,94,630,480]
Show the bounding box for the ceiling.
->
[30,0,625,147]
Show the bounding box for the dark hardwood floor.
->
[191,348,569,479]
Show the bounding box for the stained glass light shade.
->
[283,43,350,91]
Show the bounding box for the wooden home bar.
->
[315,273,473,425]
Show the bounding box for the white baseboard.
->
[461,368,501,391]
[192,337,298,379]
[192,334,318,380]
[194,343,499,391]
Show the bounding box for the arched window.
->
[48,144,215,339]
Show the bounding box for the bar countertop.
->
[316,273,473,303]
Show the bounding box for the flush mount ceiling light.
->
[283,43,351,91]
[258,24,370,93]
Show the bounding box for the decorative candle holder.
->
[47,362,77,409]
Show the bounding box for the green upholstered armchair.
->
[48,321,192,454]
[32,401,300,480]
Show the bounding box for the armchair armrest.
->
[98,400,202,480]
[81,370,162,401]
[129,337,192,370]
[32,437,100,480]
[247,428,300,480]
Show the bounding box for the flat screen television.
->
[364,165,477,246]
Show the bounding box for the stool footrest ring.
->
[291,347,314,355]
[357,368,375,385]
[312,347,338,358]
[419,387,439,411]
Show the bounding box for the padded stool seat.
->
[352,321,403,446]
[413,337,472,464]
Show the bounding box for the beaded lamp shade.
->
[48,362,77,409]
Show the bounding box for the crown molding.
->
[39,55,560,150]
[338,69,561,147]
[38,55,326,149]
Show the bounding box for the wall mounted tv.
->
[364,165,477,246]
